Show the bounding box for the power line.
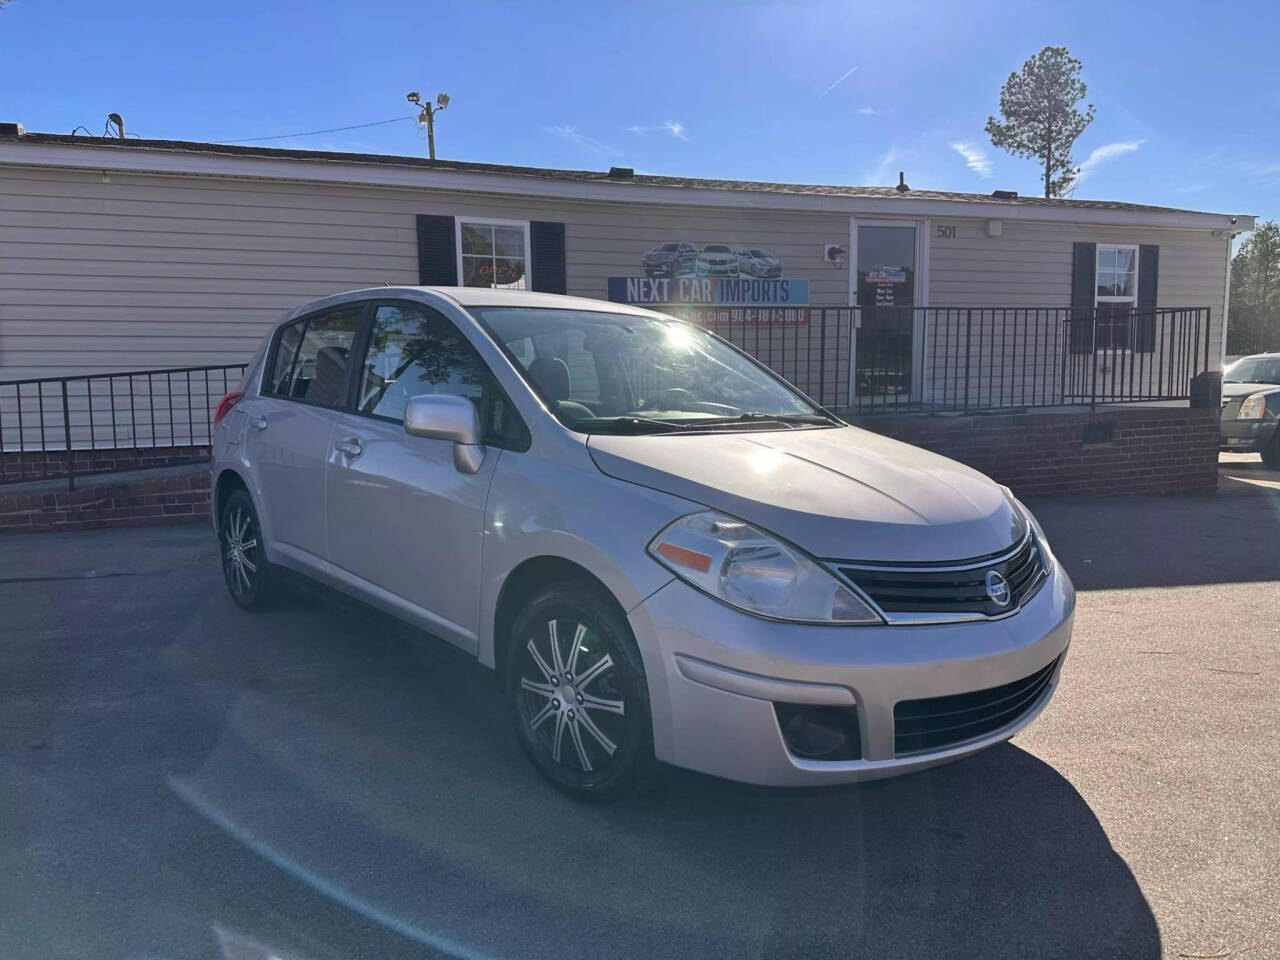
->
[211,115,419,145]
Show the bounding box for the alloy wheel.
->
[518,618,628,774]
[222,505,259,599]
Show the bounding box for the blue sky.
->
[2,0,1277,228]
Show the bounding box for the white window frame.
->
[1094,243,1139,308]
[455,216,532,290]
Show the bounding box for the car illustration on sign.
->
[733,247,783,278]
[641,242,698,278]
[696,243,740,277]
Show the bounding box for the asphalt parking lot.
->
[2,459,1278,960]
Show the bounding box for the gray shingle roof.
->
[0,130,1239,218]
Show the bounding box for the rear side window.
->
[267,307,363,407]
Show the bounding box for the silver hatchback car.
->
[211,287,1074,801]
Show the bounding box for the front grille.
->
[837,532,1047,620]
[892,657,1060,756]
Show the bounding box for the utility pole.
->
[406,91,450,160]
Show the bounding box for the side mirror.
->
[403,394,485,474]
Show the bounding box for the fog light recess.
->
[774,703,862,761]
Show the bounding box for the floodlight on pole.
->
[405,89,449,159]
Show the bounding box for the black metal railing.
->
[677,305,1212,415]
[852,305,1211,414]
[0,364,247,489]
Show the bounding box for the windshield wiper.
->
[699,411,840,427]
[571,416,696,434]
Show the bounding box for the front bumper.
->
[628,558,1074,786]
[1220,417,1278,452]
[697,261,738,276]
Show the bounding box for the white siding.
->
[0,165,850,380]
[920,217,1227,406]
[0,161,1230,451]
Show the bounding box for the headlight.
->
[1238,393,1268,420]
[648,511,881,624]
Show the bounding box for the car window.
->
[270,307,362,406]
[356,302,529,448]
[268,319,305,395]
[529,328,601,406]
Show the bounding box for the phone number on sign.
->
[668,307,811,325]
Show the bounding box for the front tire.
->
[219,488,276,610]
[506,581,657,803]
[1262,434,1280,469]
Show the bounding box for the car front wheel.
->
[1263,433,1280,469]
[507,581,657,803]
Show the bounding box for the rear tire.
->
[219,488,276,610]
[506,580,657,803]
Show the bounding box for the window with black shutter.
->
[530,221,567,295]
[1070,242,1096,354]
[1069,241,1160,353]
[416,215,458,286]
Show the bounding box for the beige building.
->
[0,127,1254,447]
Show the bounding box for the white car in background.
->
[695,244,740,277]
[733,247,783,278]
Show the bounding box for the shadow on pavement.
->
[146,583,1159,960]
[1028,461,1280,591]
[2,527,1161,960]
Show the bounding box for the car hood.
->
[1222,381,1280,399]
[587,426,1024,562]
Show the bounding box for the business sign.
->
[607,275,810,307]
[607,239,811,308]
[865,267,907,285]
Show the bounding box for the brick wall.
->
[0,445,210,483]
[0,405,1219,533]
[0,470,210,532]
[851,406,1219,497]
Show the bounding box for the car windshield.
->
[655,243,678,251]
[472,307,830,434]
[1224,357,1280,384]
[750,249,769,257]
[703,244,731,253]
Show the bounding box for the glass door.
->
[853,222,918,403]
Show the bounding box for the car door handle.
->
[334,438,363,459]
[253,417,268,431]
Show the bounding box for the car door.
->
[242,305,363,571]
[325,300,522,655]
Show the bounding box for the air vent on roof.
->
[0,122,25,137]
[608,166,634,180]
[895,171,910,193]
[991,189,1018,200]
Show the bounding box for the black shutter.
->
[530,221,567,295]
[1070,242,1097,354]
[1135,244,1159,352]
[416,214,457,286]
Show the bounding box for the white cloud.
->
[627,120,689,141]
[544,125,618,156]
[820,64,859,97]
[856,106,877,115]
[949,140,993,178]
[865,145,902,185]
[1076,139,1146,182]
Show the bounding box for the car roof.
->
[275,286,670,326]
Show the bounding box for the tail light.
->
[213,391,243,428]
